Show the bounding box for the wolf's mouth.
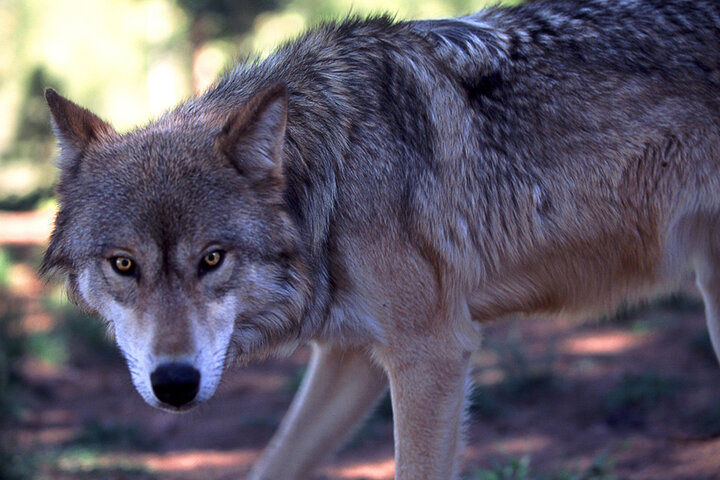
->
[155,399,201,413]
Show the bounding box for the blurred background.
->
[2,1,720,479]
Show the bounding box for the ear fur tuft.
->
[215,84,288,185]
[45,88,116,172]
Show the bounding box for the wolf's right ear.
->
[215,84,287,187]
[45,89,116,171]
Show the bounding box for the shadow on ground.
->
[3,217,720,480]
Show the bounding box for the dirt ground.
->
[5,212,720,480]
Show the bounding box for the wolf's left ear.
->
[45,89,116,171]
[215,84,287,185]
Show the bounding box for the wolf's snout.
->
[150,363,200,408]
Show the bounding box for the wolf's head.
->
[42,86,311,411]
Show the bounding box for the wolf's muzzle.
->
[150,363,200,408]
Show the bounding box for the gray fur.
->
[43,1,720,477]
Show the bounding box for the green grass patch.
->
[0,186,55,212]
[343,392,393,449]
[0,449,36,480]
[49,447,155,478]
[36,293,119,366]
[372,392,393,421]
[467,454,625,480]
[468,335,559,420]
[25,330,68,365]
[468,385,505,420]
[0,248,11,288]
[469,456,531,480]
[282,366,307,393]
[493,336,558,400]
[67,419,157,451]
[0,279,33,479]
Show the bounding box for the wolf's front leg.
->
[383,343,472,480]
[247,342,387,480]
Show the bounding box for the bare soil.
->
[5,216,720,480]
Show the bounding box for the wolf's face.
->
[42,86,310,411]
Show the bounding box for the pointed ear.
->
[215,84,287,185]
[45,88,116,170]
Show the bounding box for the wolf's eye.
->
[200,250,224,273]
[111,256,136,276]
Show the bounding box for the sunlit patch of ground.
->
[324,456,395,480]
[4,218,720,479]
[490,434,553,456]
[563,331,644,355]
[141,450,258,472]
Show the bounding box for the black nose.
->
[150,363,200,408]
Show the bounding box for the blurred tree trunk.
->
[177,0,284,94]
[190,15,211,95]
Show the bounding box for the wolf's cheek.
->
[77,268,157,403]
[235,262,284,311]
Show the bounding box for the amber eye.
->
[111,256,136,276]
[200,250,224,273]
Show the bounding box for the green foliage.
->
[493,336,558,400]
[0,450,36,480]
[0,186,55,212]
[0,248,10,288]
[342,392,393,449]
[68,419,157,451]
[468,335,558,420]
[0,272,34,479]
[282,365,306,393]
[176,0,285,39]
[603,373,679,427]
[24,304,118,368]
[36,293,119,366]
[468,454,624,480]
[468,384,505,419]
[0,308,26,421]
[60,308,119,365]
[469,456,531,480]
[50,447,156,478]
[25,330,68,365]
[15,66,57,143]
[0,0,524,211]
[373,391,394,421]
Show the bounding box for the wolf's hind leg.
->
[247,342,387,480]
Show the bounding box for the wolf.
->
[42,0,720,478]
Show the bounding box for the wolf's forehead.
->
[77,129,262,250]
[93,218,229,257]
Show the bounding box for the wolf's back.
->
[411,0,720,88]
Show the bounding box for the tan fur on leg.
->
[248,342,387,480]
[384,346,471,480]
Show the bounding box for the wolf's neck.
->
[202,59,372,257]
[191,43,375,334]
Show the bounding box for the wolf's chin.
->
[154,400,201,413]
